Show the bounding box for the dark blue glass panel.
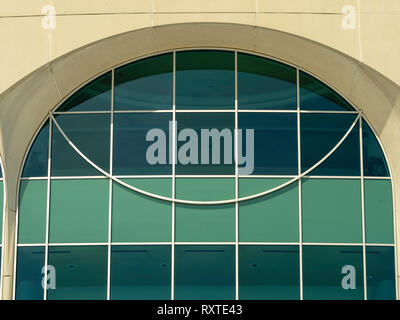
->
[47,246,108,300]
[113,113,172,175]
[299,71,354,111]
[238,53,297,110]
[362,120,389,177]
[174,245,235,300]
[176,50,235,110]
[175,112,235,175]
[366,246,396,300]
[22,120,49,177]
[110,245,171,300]
[15,246,45,300]
[51,114,110,176]
[114,53,173,110]
[301,113,358,175]
[303,246,364,300]
[238,113,297,175]
[239,245,300,300]
[57,71,112,112]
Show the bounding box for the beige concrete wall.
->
[1,0,400,300]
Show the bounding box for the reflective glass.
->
[176,50,234,109]
[238,113,297,175]
[47,245,108,300]
[303,245,364,300]
[175,178,234,201]
[174,245,235,300]
[113,113,172,175]
[15,246,45,300]
[302,178,362,243]
[110,245,171,300]
[0,182,3,240]
[114,53,173,110]
[239,245,300,299]
[238,53,297,110]
[57,71,112,112]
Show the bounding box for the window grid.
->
[14,49,398,300]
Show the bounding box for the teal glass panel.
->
[15,246,45,300]
[362,120,389,177]
[110,245,171,300]
[176,50,235,109]
[239,245,300,300]
[112,179,172,242]
[299,71,354,111]
[301,113,360,176]
[302,178,362,243]
[176,178,234,201]
[0,182,3,240]
[47,245,108,300]
[113,113,172,175]
[22,120,49,177]
[114,53,173,110]
[52,114,110,176]
[366,246,396,300]
[239,179,298,242]
[303,245,364,300]
[18,180,47,244]
[57,71,112,112]
[364,179,394,244]
[49,179,109,243]
[175,245,235,300]
[238,53,297,110]
[175,112,235,175]
[238,113,297,175]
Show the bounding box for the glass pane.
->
[112,179,172,242]
[174,245,235,300]
[18,180,47,244]
[366,246,396,300]
[362,120,389,177]
[303,245,364,300]
[175,112,235,175]
[110,245,171,300]
[175,178,234,201]
[113,113,172,175]
[49,179,109,243]
[15,246,45,300]
[302,178,362,243]
[238,53,297,110]
[57,71,112,112]
[176,50,235,110]
[22,120,49,177]
[239,245,300,299]
[0,182,3,240]
[47,245,108,300]
[299,71,354,111]
[239,179,298,242]
[364,180,394,244]
[301,113,359,175]
[51,114,110,176]
[114,53,173,110]
[238,113,297,175]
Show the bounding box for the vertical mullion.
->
[171,51,176,301]
[106,69,115,300]
[234,51,239,301]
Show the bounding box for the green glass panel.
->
[366,246,396,300]
[110,245,171,300]
[18,180,47,244]
[49,179,109,243]
[112,179,172,242]
[0,182,3,240]
[47,245,108,300]
[303,245,364,300]
[239,179,298,242]
[239,245,300,300]
[302,178,362,243]
[364,180,394,244]
[175,245,235,300]
[176,178,234,201]
[15,246,45,300]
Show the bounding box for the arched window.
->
[15,50,396,300]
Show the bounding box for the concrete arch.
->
[1,22,399,299]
